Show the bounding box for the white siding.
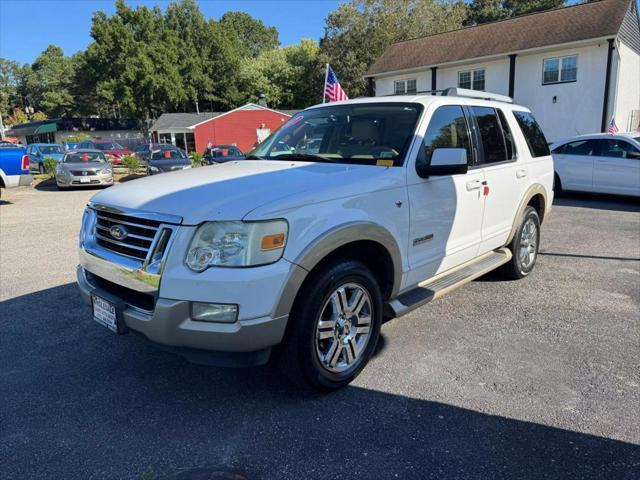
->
[374,71,431,96]
[613,40,640,132]
[513,43,610,142]
[438,58,510,95]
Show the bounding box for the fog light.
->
[191,302,238,323]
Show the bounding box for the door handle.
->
[466,180,482,191]
[516,169,527,179]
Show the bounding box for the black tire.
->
[553,172,562,195]
[56,184,67,191]
[277,259,383,391]
[499,206,541,280]
[39,163,45,174]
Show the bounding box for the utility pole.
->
[0,110,5,139]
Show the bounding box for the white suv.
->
[77,89,553,390]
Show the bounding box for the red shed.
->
[150,104,298,154]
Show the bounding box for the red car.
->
[76,139,132,165]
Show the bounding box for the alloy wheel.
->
[519,218,538,269]
[315,282,373,373]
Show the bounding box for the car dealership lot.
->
[1,186,639,480]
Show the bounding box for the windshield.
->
[64,152,106,163]
[207,146,243,158]
[150,148,187,160]
[40,145,64,155]
[95,142,123,150]
[250,103,422,166]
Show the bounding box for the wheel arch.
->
[273,222,403,318]
[506,184,549,245]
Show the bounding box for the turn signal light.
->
[261,233,286,251]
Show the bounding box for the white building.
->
[365,0,640,142]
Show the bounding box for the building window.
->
[159,133,172,144]
[394,78,417,95]
[543,55,577,84]
[458,69,485,91]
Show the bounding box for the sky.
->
[0,0,343,64]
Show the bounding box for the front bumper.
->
[77,266,289,365]
[57,173,113,187]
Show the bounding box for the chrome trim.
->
[95,215,160,231]
[95,232,149,252]
[79,206,179,294]
[96,224,154,241]
[89,201,183,225]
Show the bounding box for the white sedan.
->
[551,133,640,197]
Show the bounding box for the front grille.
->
[71,170,98,176]
[94,210,161,260]
[86,271,155,311]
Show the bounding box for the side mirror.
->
[417,148,469,178]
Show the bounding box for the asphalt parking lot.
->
[1,185,639,480]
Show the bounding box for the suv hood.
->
[89,160,400,224]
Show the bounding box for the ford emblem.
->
[109,225,128,241]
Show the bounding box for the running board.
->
[385,248,512,319]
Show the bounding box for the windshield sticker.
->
[81,153,89,162]
[164,150,172,159]
[376,159,393,167]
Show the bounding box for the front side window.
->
[513,111,550,158]
[596,139,640,159]
[543,55,577,84]
[554,140,596,156]
[394,79,417,95]
[471,106,510,164]
[418,105,472,170]
[250,103,423,167]
[458,69,485,91]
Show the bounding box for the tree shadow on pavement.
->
[1,283,639,480]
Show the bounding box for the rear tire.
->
[39,163,45,174]
[277,259,383,391]
[499,206,540,280]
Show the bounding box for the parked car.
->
[134,142,173,168]
[77,88,553,391]
[203,145,245,164]
[551,133,640,197]
[55,149,113,190]
[76,139,132,165]
[26,143,65,173]
[0,145,31,198]
[147,145,192,175]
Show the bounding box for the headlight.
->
[100,168,111,175]
[185,220,288,271]
[149,166,159,172]
[182,165,192,170]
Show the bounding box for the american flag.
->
[324,65,348,102]
[608,117,619,135]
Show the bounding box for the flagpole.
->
[323,63,329,104]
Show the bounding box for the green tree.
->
[85,0,186,123]
[219,11,280,57]
[29,45,76,117]
[0,58,20,120]
[320,0,468,98]
[466,0,566,25]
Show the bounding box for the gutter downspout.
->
[508,54,517,99]
[601,38,615,132]
[431,67,438,95]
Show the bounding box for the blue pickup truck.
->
[0,146,32,198]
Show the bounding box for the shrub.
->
[63,133,91,143]
[121,155,140,173]
[190,152,204,167]
[43,157,58,178]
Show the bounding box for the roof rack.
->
[381,87,513,104]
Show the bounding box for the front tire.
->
[553,172,562,195]
[500,206,540,280]
[278,259,383,391]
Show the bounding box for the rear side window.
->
[513,111,550,157]
[419,105,472,169]
[554,139,597,156]
[471,106,511,164]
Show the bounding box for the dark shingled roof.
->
[367,0,634,76]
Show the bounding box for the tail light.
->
[21,155,29,170]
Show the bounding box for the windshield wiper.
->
[270,153,337,163]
